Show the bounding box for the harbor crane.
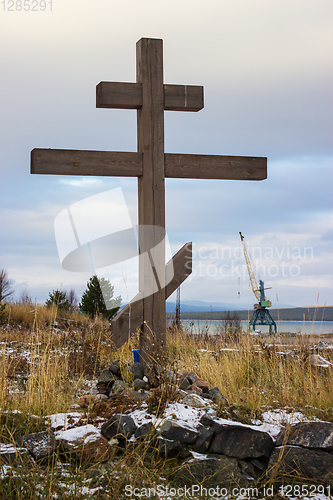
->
[239,232,277,334]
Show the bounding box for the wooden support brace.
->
[110,242,192,349]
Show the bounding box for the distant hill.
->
[168,306,333,322]
[165,299,293,313]
[165,300,242,313]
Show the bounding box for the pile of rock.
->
[2,360,333,489]
[80,360,333,487]
[90,360,227,405]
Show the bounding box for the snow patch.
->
[55,424,100,444]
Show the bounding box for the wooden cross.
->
[31,38,267,364]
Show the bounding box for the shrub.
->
[45,290,70,311]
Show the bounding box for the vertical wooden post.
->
[136,38,166,363]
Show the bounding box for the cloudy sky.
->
[1,0,332,310]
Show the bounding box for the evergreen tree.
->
[79,276,121,320]
[45,290,70,311]
[0,268,13,323]
[0,268,13,302]
[0,302,5,323]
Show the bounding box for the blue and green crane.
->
[239,232,277,334]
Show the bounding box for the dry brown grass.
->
[167,328,333,420]
[1,305,333,497]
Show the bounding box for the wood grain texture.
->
[110,293,143,349]
[32,149,266,181]
[137,37,166,363]
[111,242,192,349]
[96,81,203,112]
[96,82,142,109]
[31,149,143,177]
[165,153,267,180]
[165,242,192,298]
[164,85,203,111]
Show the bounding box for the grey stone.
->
[200,414,224,432]
[160,420,198,444]
[94,394,108,403]
[157,437,182,458]
[57,425,112,463]
[178,448,192,459]
[134,423,157,440]
[17,430,56,461]
[97,369,115,387]
[308,354,333,368]
[266,446,333,485]
[182,371,198,385]
[111,380,127,395]
[108,360,121,377]
[251,458,267,471]
[101,415,136,441]
[178,377,191,391]
[209,424,274,459]
[208,387,228,404]
[130,363,145,380]
[144,364,160,388]
[133,378,149,390]
[276,421,333,451]
[239,459,262,481]
[176,455,253,488]
[193,425,215,454]
[127,388,150,401]
[201,393,213,400]
[96,386,111,397]
[0,443,31,466]
[182,394,207,408]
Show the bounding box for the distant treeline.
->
[168,306,333,322]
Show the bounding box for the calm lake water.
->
[181,320,333,335]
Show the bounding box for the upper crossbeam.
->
[96,82,204,112]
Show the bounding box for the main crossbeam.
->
[31,149,267,180]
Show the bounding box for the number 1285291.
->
[2,0,52,11]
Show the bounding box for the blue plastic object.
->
[131,349,140,364]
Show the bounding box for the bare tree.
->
[0,268,14,302]
[67,288,78,311]
[19,289,33,305]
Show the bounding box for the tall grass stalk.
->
[167,329,333,418]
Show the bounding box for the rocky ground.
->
[2,354,333,499]
[2,317,333,499]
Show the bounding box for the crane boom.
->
[239,232,277,334]
[239,232,260,303]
